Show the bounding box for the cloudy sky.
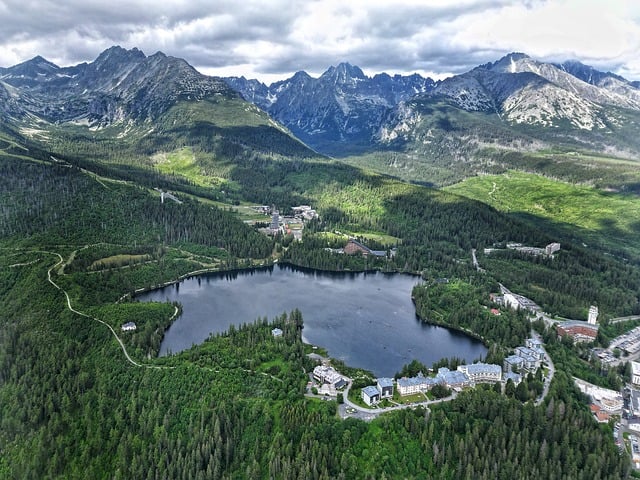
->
[1,0,639,83]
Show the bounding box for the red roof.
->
[590,404,601,413]
[490,308,501,315]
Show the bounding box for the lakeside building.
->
[437,368,472,389]
[313,365,347,389]
[377,378,394,398]
[121,322,137,332]
[457,363,502,383]
[343,239,387,258]
[504,355,524,373]
[362,386,381,406]
[271,328,283,337]
[396,374,439,396]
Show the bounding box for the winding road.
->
[43,251,163,368]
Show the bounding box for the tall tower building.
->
[588,305,598,325]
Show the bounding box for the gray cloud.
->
[0,0,638,82]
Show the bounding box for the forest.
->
[1,93,638,478]
[0,252,629,479]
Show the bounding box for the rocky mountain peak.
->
[0,55,61,88]
[321,62,367,85]
[91,46,146,71]
[0,45,236,126]
[556,60,627,86]
[484,52,533,73]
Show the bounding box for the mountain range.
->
[2,46,640,184]
[0,46,236,126]
[225,53,640,159]
[224,64,434,154]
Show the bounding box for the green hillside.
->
[445,171,640,258]
[0,92,637,478]
[343,98,640,191]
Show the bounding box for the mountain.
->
[0,46,319,180]
[420,52,640,128]
[1,46,637,480]
[225,54,640,168]
[225,63,434,154]
[372,53,640,185]
[0,46,241,126]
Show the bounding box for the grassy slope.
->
[445,171,640,259]
[0,95,636,477]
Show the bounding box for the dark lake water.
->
[139,265,487,377]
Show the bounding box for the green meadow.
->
[445,171,640,258]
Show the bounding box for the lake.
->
[139,265,487,377]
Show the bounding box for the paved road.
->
[611,315,640,325]
[533,330,555,406]
[337,380,458,421]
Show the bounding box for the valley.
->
[1,46,639,478]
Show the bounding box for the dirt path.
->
[43,250,168,369]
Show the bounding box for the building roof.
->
[398,376,423,388]
[505,355,524,364]
[632,361,640,377]
[362,386,380,398]
[504,372,522,384]
[439,370,469,386]
[631,389,640,409]
[397,376,432,388]
[462,363,502,376]
[558,320,599,331]
[271,327,283,336]
[377,377,394,388]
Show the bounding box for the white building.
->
[271,328,283,337]
[630,390,640,418]
[545,242,561,256]
[121,322,137,332]
[313,365,346,389]
[457,363,502,383]
[588,305,599,325]
[503,293,520,311]
[396,373,439,396]
[362,386,380,406]
[632,362,640,386]
[574,377,623,414]
[504,355,524,373]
